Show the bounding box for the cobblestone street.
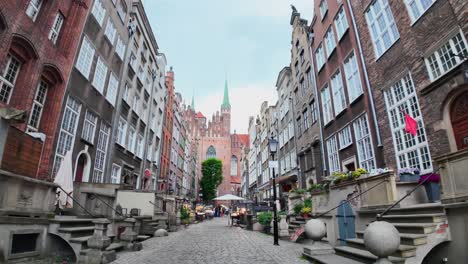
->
[112,217,309,264]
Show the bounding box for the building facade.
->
[310,0,383,177]
[159,68,174,192]
[0,0,90,179]
[290,7,323,188]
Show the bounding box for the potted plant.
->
[419,173,441,202]
[257,211,273,233]
[293,203,304,216]
[300,207,312,218]
[399,168,420,182]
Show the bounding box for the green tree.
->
[200,158,223,203]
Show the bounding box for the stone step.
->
[345,238,416,258]
[303,253,365,264]
[58,226,95,237]
[335,246,405,264]
[137,235,150,241]
[356,231,427,246]
[390,223,437,234]
[381,213,446,224]
[106,242,124,252]
[69,236,92,244]
[359,203,444,216]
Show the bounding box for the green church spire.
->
[221,78,230,109]
[191,94,195,111]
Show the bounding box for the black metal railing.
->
[312,178,388,219]
[57,186,95,217]
[89,193,124,217]
[376,167,443,220]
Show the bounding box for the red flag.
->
[404,113,418,136]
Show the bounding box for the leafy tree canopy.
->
[200,158,223,203]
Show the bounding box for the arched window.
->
[230,155,238,176]
[206,146,216,159]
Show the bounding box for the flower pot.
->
[424,182,440,202]
[399,173,420,182]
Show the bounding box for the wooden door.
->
[337,200,356,245]
[451,92,468,150]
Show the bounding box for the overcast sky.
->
[144,0,314,133]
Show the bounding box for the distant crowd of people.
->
[214,205,229,217]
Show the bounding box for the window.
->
[384,72,432,174]
[92,57,107,93]
[306,69,313,87]
[105,73,118,106]
[116,36,126,60]
[365,0,400,58]
[93,123,110,183]
[315,44,326,71]
[297,117,302,136]
[319,0,328,20]
[343,52,363,102]
[404,0,436,22]
[26,0,42,21]
[27,80,48,132]
[82,110,97,143]
[128,126,136,153]
[123,83,129,102]
[146,143,153,161]
[300,79,306,96]
[310,100,317,124]
[300,49,305,64]
[334,7,349,40]
[132,96,140,115]
[0,55,21,104]
[116,116,127,147]
[111,164,121,184]
[53,97,81,175]
[353,114,376,171]
[331,71,346,115]
[76,37,95,79]
[338,126,352,149]
[231,156,238,176]
[91,0,105,26]
[288,121,294,139]
[425,32,468,81]
[326,136,340,174]
[117,0,127,22]
[324,27,336,58]
[136,134,144,158]
[321,86,333,124]
[303,110,310,130]
[206,146,216,158]
[104,18,116,44]
[48,13,64,44]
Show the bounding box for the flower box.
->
[399,173,420,182]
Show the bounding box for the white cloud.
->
[196,83,278,134]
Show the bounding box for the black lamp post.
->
[268,137,279,246]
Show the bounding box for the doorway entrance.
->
[337,200,356,245]
[451,91,468,150]
[75,154,87,182]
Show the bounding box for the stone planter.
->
[279,215,289,237]
[399,173,420,182]
[252,222,263,232]
[424,182,441,202]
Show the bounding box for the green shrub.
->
[303,198,312,208]
[180,206,190,221]
[257,211,273,226]
[293,203,304,215]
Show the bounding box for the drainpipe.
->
[346,0,382,147]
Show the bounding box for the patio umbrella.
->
[212,194,245,201]
[54,151,74,209]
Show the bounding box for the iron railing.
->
[89,193,124,217]
[57,186,94,217]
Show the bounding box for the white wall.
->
[115,191,155,216]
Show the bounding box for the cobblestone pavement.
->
[112,217,309,264]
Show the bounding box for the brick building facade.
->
[0,0,90,179]
[159,68,174,192]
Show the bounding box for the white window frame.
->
[136,134,144,158]
[93,123,110,183]
[105,72,118,106]
[343,52,363,103]
[365,0,400,58]
[0,54,22,104]
[404,0,437,23]
[111,164,122,184]
[27,80,48,132]
[326,135,340,174]
[321,85,333,124]
[331,71,347,115]
[91,0,106,26]
[26,0,42,21]
[334,6,349,40]
[383,72,432,174]
[48,12,64,44]
[315,44,326,71]
[424,31,468,81]
[104,18,117,45]
[353,114,376,171]
[81,110,97,143]
[116,0,127,23]
[75,36,95,79]
[338,126,353,150]
[324,26,336,58]
[128,126,136,153]
[319,0,328,20]
[116,116,127,147]
[116,36,126,60]
[92,56,108,94]
[132,96,140,116]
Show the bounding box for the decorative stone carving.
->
[364,221,400,262]
[304,219,326,241]
[279,215,289,237]
[154,229,168,237]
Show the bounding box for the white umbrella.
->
[213,194,245,201]
[54,151,74,209]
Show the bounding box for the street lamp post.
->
[268,137,279,246]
